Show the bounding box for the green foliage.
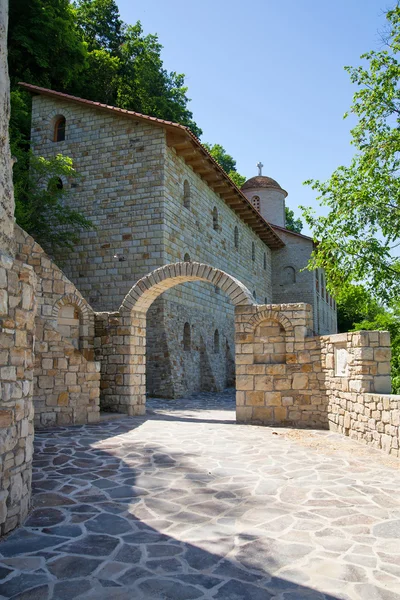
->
[8,0,87,90]
[335,284,384,333]
[72,1,202,136]
[302,7,400,302]
[14,152,92,255]
[203,143,246,188]
[354,311,400,394]
[285,207,303,233]
[335,283,400,393]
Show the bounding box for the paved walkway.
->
[1,390,400,599]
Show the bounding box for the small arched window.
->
[212,207,219,231]
[264,297,268,304]
[263,252,267,270]
[184,253,191,262]
[214,286,220,294]
[54,116,66,142]
[234,226,239,249]
[252,242,255,262]
[214,329,220,353]
[183,180,190,209]
[253,290,257,300]
[251,195,260,211]
[47,177,63,192]
[282,266,296,284]
[183,322,191,351]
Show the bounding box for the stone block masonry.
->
[29,94,274,399]
[15,226,100,427]
[0,253,36,535]
[235,303,327,428]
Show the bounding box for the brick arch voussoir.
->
[52,293,91,325]
[120,262,255,314]
[244,308,294,336]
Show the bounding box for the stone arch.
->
[120,262,254,314]
[52,293,90,324]
[243,307,294,337]
[52,293,92,351]
[112,263,254,416]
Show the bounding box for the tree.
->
[73,2,202,137]
[353,309,400,394]
[302,7,400,302]
[335,284,383,333]
[8,0,86,90]
[285,207,303,233]
[14,152,92,254]
[204,143,246,188]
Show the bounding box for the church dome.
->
[241,176,288,197]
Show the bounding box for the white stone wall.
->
[242,187,286,227]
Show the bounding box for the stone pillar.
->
[95,310,146,415]
[0,0,37,536]
[0,255,36,534]
[347,330,391,394]
[235,303,327,428]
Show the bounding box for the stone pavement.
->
[0,389,400,600]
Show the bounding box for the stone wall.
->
[271,229,337,336]
[235,303,328,428]
[15,226,100,427]
[0,253,36,535]
[147,146,272,397]
[321,331,399,456]
[237,311,399,455]
[30,94,275,398]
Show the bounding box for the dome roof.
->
[241,176,287,197]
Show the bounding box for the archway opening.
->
[118,262,254,415]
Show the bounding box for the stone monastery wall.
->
[15,226,100,428]
[146,146,272,397]
[30,95,273,398]
[30,95,166,311]
[271,229,337,335]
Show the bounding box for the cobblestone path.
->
[1,390,400,599]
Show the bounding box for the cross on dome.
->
[256,161,264,176]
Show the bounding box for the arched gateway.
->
[115,262,254,416]
[103,261,317,427]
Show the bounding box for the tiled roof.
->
[242,176,288,198]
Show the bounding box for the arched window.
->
[214,286,220,294]
[251,195,260,211]
[183,180,190,209]
[212,207,219,231]
[57,304,80,349]
[47,177,63,192]
[214,329,220,353]
[264,297,268,304]
[253,290,257,300]
[184,253,191,262]
[54,116,66,142]
[282,266,296,284]
[263,252,267,270]
[234,226,239,249]
[183,322,191,351]
[252,242,255,261]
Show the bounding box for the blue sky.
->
[118,0,389,234]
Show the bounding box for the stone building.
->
[21,83,337,400]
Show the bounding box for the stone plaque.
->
[335,345,349,377]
